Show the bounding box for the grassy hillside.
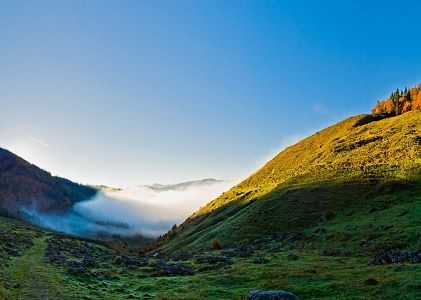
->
[1,208,419,299]
[1,112,420,299]
[0,148,97,217]
[158,111,421,251]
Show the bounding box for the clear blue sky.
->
[1,0,420,187]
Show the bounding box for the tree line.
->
[372,83,421,116]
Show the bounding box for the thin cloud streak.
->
[28,136,49,147]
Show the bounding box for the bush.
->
[334,232,351,242]
[211,239,222,250]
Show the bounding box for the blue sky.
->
[1,0,420,187]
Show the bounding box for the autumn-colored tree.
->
[412,90,421,110]
[402,100,412,113]
[211,239,222,250]
[384,99,396,115]
[410,87,418,101]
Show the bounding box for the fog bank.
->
[24,179,232,238]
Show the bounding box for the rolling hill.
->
[0,148,97,217]
[158,111,421,251]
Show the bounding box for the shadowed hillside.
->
[157,111,421,251]
[0,148,97,217]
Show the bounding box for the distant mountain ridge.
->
[0,148,97,217]
[144,178,224,192]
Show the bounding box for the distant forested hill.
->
[0,148,96,217]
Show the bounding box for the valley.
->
[1,111,420,299]
[2,2,421,298]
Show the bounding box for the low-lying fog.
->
[24,179,232,238]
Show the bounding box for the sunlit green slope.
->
[160,111,421,251]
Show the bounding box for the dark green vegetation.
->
[0,148,96,217]
[1,112,421,299]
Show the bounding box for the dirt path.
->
[6,237,70,300]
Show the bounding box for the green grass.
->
[0,191,419,299]
[6,237,71,300]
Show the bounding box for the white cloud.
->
[312,104,329,115]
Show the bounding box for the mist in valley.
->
[23,179,232,238]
